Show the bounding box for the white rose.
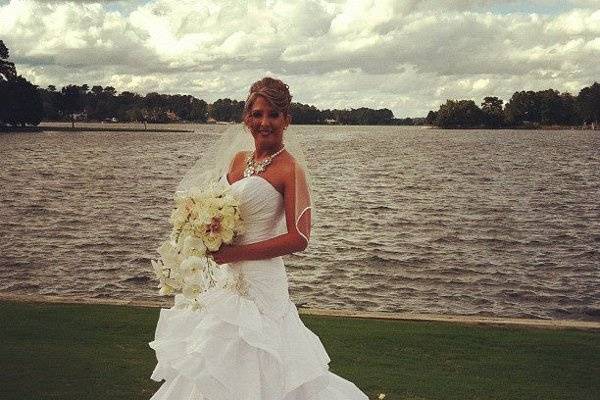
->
[221,214,235,230]
[221,228,234,244]
[169,207,188,229]
[203,234,222,252]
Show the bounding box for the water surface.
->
[1,125,598,320]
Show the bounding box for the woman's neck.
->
[254,143,284,160]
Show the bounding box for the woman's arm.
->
[211,228,308,264]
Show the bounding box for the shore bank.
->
[38,121,194,132]
[4,122,598,133]
[2,293,599,331]
[1,299,598,400]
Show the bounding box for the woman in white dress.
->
[149,77,369,400]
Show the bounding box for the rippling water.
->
[1,124,599,321]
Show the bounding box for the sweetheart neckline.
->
[224,174,283,198]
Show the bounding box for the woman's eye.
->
[252,112,262,118]
[270,112,279,118]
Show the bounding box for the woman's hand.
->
[210,245,239,265]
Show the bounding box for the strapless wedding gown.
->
[148,175,368,400]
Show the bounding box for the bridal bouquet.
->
[151,181,244,309]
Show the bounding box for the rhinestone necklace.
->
[243,146,285,178]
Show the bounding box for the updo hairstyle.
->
[243,77,293,119]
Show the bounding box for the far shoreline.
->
[2,121,599,132]
[2,293,599,331]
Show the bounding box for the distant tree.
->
[557,92,578,125]
[391,117,414,125]
[290,102,322,124]
[188,97,208,122]
[103,86,117,96]
[320,108,335,122]
[425,110,438,125]
[0,76,43,126]
[209,98,244,122]
[39,86,61,120]
[436,99,484,128]
[0,41,43,127]
[504,90,538,126]
[505,89,578,126]
[0,40,7,59]
[60,84,87,126]
[576,82,600,127]
[0,39,17,81]
[91,85,103,96]
[330,107,394,125]
[113,91,136,121]
[373,108,394,125]
[536,89,571,125]
[481,96,504,128]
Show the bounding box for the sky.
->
[1,0,599,117]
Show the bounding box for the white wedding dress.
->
[148,175,369,400]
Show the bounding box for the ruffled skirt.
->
[148,285,369,400]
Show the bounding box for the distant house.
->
[165,111,180,122]
[325,118,337,124]
[72,112,88,121]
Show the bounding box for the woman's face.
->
[244,95,290,150]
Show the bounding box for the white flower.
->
[180,256,210,287]
[203,233,223,252]
[169,207,188,229]
[151,259,166,277]
[157,241,182,269]
[182,235,207,257]
[180,256,207,274]
[182,283,202,300]
[159,282,176,295]
[378,394,386,399]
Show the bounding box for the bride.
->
[148,77,369,400]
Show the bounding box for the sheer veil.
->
[176,123,314,244]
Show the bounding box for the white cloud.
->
[1,0,599,116]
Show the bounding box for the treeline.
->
[40,85,209,123]
[1,40,406,127]
[426,84,600,129]
[37,87,404,125]
[199,101,415,125]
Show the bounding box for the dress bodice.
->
[220,174,290,319]
[221,174,287,245]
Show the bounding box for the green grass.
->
[0,300,598,400]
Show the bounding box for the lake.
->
[1,124,598,320]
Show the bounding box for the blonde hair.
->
[243,77,293,118]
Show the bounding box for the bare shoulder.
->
[274,151,305,186]
[234,150,249,163]
[277,151,299,175]
[230,150,249,172]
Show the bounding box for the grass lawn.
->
[1,300,598,400]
